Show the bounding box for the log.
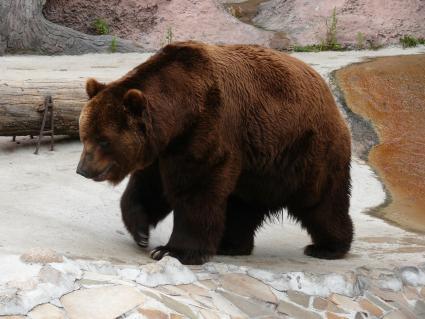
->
[0,0,146,55]
[0,53,151,136]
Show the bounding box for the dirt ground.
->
[335,54,425,233]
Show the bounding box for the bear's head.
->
[76,78,151,184]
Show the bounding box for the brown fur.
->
[77,41,353,264]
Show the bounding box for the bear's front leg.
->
[121,163,171,248]
[150,199,226,264]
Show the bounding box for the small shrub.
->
[400,35,419,48]
[110,36,117,53]
[301,7,342,51]
[93,19,109,35]
[400,35,425,48]
[292,8,345,52]
[159,26,174,47]
[165,27,173,45]
[356,32,365,50]
[324,8,340,50]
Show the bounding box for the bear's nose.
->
[76,166,90,178]
[76,160,91,178]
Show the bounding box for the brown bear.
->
[77,41,353,265]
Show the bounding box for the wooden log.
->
[0,0,146,55]
[1,80,84,136]
[0,53,151,136]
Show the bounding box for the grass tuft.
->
[292,8,343,52]
[93,19,110,35]
[400,35,425,48]
[110,36,117,53]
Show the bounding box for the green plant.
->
[291,8,345,52]
[165,26,173,45]
[110,36,117,53]
[323,8,341,50]
[293,44,323,52]
[356,32,365,50]
[93,18,109,35]
[400,35,425,48]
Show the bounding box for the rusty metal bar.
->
[34,96,54,155]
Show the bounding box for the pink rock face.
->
[140,0,274,50]
[253,0,425,47]
[43,0,274,51]
[43,0,425,49]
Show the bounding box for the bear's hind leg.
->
[290,175,353,259]
[120,162,171,248]
[218,196,266,256]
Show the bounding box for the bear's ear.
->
[123,89,147,116]
[86,78,106,99]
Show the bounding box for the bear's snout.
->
[76,149,96,179]
[76,159,91,178]
[76,149,115,182]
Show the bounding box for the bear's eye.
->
[98,140,110,149]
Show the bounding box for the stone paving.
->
[1,248,425,318]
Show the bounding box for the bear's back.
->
[125,42,350,172]
[194,43,350,162]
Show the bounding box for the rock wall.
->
[43,0,277,51]
[4,0,425,53]
[253,0,425,47]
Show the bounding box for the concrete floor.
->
[0,134,423,273]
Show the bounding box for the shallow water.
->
[336,54,425,233]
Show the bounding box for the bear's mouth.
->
[92,163,114,182]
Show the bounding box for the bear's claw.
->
[149,245,211,264]
[150,246,170,260]
[136,231,149,248]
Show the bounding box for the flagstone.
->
[198,280,219,291]
[359,297,384,317]
[287,290,310,308]
[364,291,395,312]
[138,308,169,319]
[28,303,66,319]
[209,291,247,319]
[326,312,348,319]
[219,291,276,317]
[160,294,198,319]
[60,285,145,319]
[403,287,420,300]
[312,297,347,313]
[277,301,321,319]
[219,274,277,304]
[177,283,210,297]
[330,294,362,312]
